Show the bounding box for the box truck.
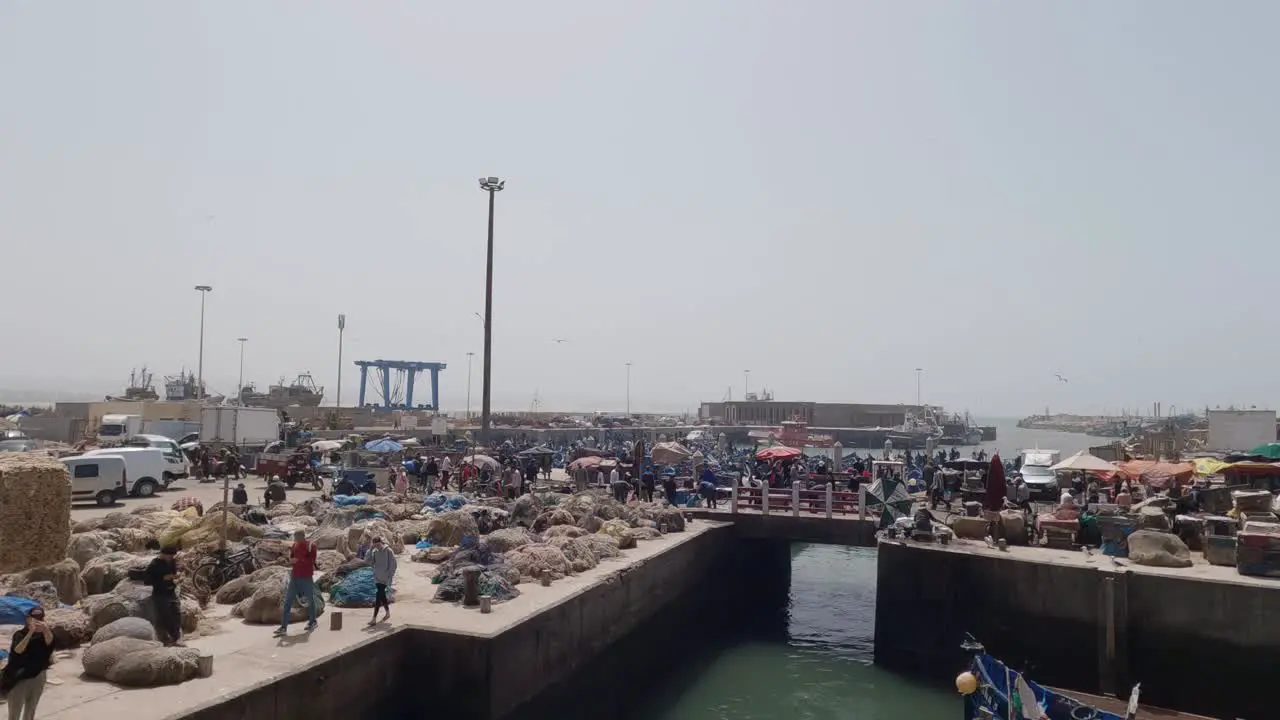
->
[200,406,281,446]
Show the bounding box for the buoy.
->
[956,671,979,695]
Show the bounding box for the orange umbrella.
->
[756,446,802,460]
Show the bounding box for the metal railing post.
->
[792,483,800,517]
[826,482,833,519]
[762,484,769,516]
[730,482,738,515]
[858,484,867,522]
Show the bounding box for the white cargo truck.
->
[97,414,143,445]
[200,406,281,446]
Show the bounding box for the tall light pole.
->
[466,352,475,420]
[743,369,751,400]
[336,314,346,408]
[194,285,212,400]
[236,338,248,404]
[478,176,505,446]
[625,362,632,416]
[915,367,924,408]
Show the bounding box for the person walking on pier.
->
[275,530,319,637]
[366,536,397,627]
[640,467,656,503]
[700,465,719,509]
[423,456,439,493]
[144,545,183,646]
[440,455,453,490]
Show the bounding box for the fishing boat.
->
[961,639,1210,720]
[106,367,159,401]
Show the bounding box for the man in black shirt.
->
[2,606,54,719]
[146,545,183,646]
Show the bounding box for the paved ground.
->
[70,473,327,525]
[29,483,725,720]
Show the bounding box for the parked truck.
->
[144,419,202,441]
[97,414,143,445]
[199,406,281,447]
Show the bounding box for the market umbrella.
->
[1048,450,1116,474]
[756,446,802,461]
[1248,443,1280,460]
[364,438,404,454]
[984,454,1006,512]
[311,440,343,452]
[651,441,692,465]
[517,445,555,457]
[568,455,603,470]
[461,454,501,470]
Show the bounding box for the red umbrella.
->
[984,454,1006,512]
[756,446,802,461]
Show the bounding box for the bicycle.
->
[192,538,260,597]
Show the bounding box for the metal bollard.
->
[462,566,481,606]
[480,595,492,614]
[540,570,552,587]
[330,611,343,631]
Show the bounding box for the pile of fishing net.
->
[347,519,402,555]
[433,564,520,604]
[329,566,394,608]
[505,544,570,582]
[548,536,599,573]
[333,494,368,507]
[0,454,71,574]
[431,544,520,603]
[509,494,543,528]
[82,636,202,687]
[177,512,265,549]
[81,552,149,595]
[10,558,85,604]
[424,510,479,547]
[424,492,469,511]
[465,505,509,534]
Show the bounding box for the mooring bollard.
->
[330,611,343,631]
[540,570,552,587]
[480,595,492,614]
[462,566,481,606]
[197,654,214,678]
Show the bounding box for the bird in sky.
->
[551,338,568,344]
[1054,373,1069,384]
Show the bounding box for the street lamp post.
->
[236,338,248,404]
[194,285,212,400]
[626,362,632,416]
[466,352,475,420]
[743,370,751,400]
[915,367,924,408]
[336,314,346,408]
[478,176,505,446]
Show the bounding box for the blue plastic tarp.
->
[364,438,404,454]
[333,494,368,507]
[0,596,39,626]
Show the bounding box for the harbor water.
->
[619,544,957,720]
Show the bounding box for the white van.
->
[1020,449,1062,499]
[125,434,191,482]
[82,447,167,497]
[62,455,128,506]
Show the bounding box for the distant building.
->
[1207,409,1277,451]
[699,400,918,428]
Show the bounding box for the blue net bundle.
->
[431,542,521,603]
[333,494,368,507]
[0,596,38,625]
[329,566,395,608]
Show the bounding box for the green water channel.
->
[619,544,956,720]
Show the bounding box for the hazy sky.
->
[2,2,1277,416]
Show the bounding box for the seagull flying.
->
[1054,373,1069,384]
[552,338,568,344]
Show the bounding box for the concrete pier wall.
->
[874,541,1280,719]
[179,524,750,720]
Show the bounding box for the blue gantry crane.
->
[353,359,447,410]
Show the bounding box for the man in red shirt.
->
[274,530,319,636]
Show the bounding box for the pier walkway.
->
[688,484,879,546]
